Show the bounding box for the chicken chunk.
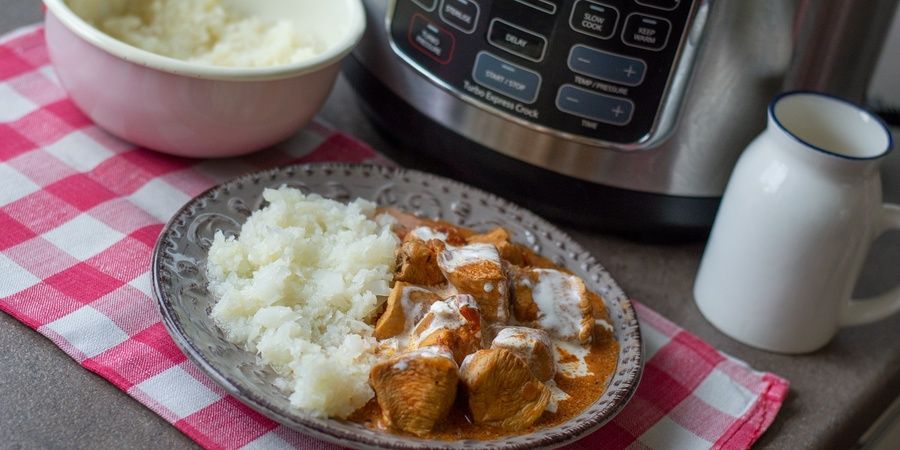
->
[510,267,593,344]
[409,295,483,364]
[379,208,470,245]
[394,237,446,286]
[466,228,520,263]
[467,228,555,269]
[491,327,556,382]
[407,225,468,246]
[374,282,442,340]
[588,290,615,341]
[459,348,550,430]
[369,346,459,436]
[437,243,509,323]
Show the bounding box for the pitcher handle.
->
[841,203,900,327]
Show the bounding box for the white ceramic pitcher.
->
[694,91,900,354]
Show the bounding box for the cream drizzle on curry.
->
[350,210,619,440]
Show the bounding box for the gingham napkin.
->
[0,26,789,450]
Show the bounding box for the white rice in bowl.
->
[71,0,323,67]
[206,187,399,418]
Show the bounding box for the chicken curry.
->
[349,209,619,440]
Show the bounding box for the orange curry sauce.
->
[349,334,618,440]
[348,210,620,440]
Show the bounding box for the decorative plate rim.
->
[151,162,643,449]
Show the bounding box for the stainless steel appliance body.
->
[347,0,897,234]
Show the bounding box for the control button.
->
[635,0,680,11]
[439,0,480,34]
[622,13,671,51]
[412,0,438,11]
[570,1,619,40]
[514,0,557,15]
[487,19,548,62]
[568,45,646,86]
[472,51,542,104]
[556,84,634,126]
[409,13,456,64]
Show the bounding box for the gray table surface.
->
[2,3,900,449]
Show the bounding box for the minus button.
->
[556,84,634,126]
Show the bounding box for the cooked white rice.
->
[83,0,322,67]
[206,187,399,418]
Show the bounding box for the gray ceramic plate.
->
[152,163,642,449]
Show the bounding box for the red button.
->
[408,13,456,64]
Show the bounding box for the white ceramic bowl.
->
[43,0,365,158]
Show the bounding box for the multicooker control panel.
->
[389,0,697,145]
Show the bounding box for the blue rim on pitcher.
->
[768,90,894,161]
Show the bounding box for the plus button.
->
[623,65,637,78]
[611,105,625,117]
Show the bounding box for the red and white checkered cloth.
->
[0,25,789,449]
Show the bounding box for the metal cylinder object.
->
[347,0,897,232]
